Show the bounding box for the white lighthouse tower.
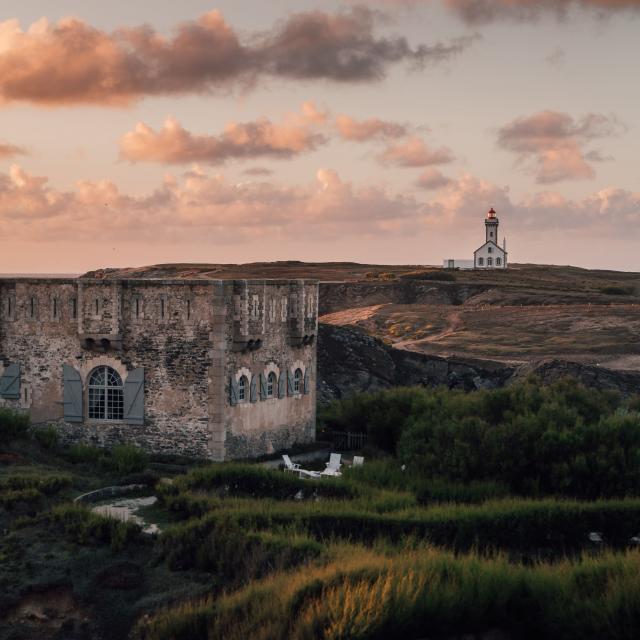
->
[473,207,507,269]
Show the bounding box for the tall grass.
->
[136,546,640,640]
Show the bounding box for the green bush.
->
[175,463,355,500]
[65,443,104,465]
[187,497,640,555]
[105,444,149,475]
[51,503,143,551]
[0,474,72,496]
[322,378,640,499]
[600,285,635,296]
[33,425,59,450]
[0,407,29,442]
[161,516,323,582]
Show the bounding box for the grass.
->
[135,545,640,640]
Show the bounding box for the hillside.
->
[84,261,640,372]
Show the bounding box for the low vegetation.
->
[4,377,640,639]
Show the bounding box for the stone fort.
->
[0,276,318,460]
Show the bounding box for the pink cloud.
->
[0,141,26,158]
[120,103,328,165]
[416,168,452,189]
[0,9,473,106]
[496,110,625,184]
[379,136,455,167]
[335,115,408,141]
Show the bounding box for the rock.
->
[317,323,640,403]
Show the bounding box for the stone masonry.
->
[0,277,318,460]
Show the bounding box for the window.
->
[478,257,484,266]
[70,297,77,320]
[94,298,100,315]
[88,366,123,421]
[238,375,248,402]
[487,257,493,266]
[294,368,303,394]
[29,296,37,319]
[160,297,166,319]
[186,299,191,320]
[52,297,59,320]
[267,372,277,397]
[488,246,493,254]
[496,257,502,266]
[490,231,494,237]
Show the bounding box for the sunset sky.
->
[1,0,639,273]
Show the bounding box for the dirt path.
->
[394,310,463,351]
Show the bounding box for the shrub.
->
[0,407,29,443]
[321,377,640,499]
[65,443,104,465]
[175,463,355,500]
[105,444,149,475]
[161,516,324,582]
[33,425,59,450]
[401,270,457,282]
[51,503,143,551]
[600,286,635,296]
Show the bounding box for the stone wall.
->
[0,277,318,460]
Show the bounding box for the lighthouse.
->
[474,207,507,269]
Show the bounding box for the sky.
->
[0,0,639,272]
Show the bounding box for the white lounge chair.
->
[322,453,342,477]
[282,454,300,474]
[282,454,320,479]
[353,456,364,466]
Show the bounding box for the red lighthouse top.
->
[487,207,497,219]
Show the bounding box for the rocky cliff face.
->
[317,323,640,404]
[317,323,514,403]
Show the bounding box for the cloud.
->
[335,115,407,141]
[0,141,26,158]
[242,167,273,177]
[0,9,474,106]
[416,167,452,189]
[379,136,455,167]
[444,0,640,23]
[496,110,626,184]
[424,173,640,236]
[0,164,423,243]
[120,103,328,165]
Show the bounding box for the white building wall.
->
[443,259,475,270]
[474,243,507,269]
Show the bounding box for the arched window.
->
[294,368,303,394]
[88,366,123,421]
[487,257,493,266]
[238,375,248,402]
[478,257,484,266]
[496,257,502,266]
[267,372,277,397]
[488,246,493,254]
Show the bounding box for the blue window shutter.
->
[62,364,83,423]
[278,372,286,399]
[287,370,294,396]
[259,373,268,400]
[230,376,239,406]
[0,362,20,399]
[304,368,310,395]
[250,375,258,403]
[124,367,145,425]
